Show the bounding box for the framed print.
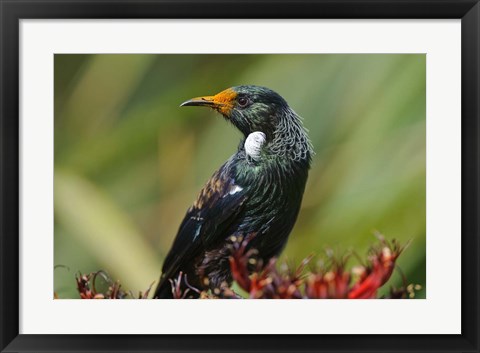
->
[1,0,479,352]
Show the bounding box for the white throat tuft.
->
[245,131,266,161]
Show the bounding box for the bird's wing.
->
[157,165,247,292]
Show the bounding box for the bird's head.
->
[180,85,288,138]
[181,85,313,164]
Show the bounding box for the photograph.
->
[53,54,426,299]
[2,0,477,350]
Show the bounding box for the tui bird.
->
[154,85,313,298]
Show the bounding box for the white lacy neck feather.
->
[244,131,266,161]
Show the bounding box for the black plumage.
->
[154,85,313,298]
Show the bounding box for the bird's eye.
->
[237,96,249,108]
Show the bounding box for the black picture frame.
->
[1,1,479,352]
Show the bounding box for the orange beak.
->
[180,88,237,116]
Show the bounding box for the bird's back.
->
[154,151,309,298]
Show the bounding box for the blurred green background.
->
[54,54,426,299]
